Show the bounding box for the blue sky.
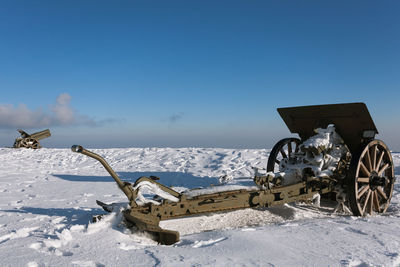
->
[1,1,399,150]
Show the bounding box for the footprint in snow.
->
[62,251,73,256]
[345,227,368,235]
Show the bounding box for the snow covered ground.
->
[0,147,399,266]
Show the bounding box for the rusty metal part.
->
[347,139,394,216]
[13,129,51,149]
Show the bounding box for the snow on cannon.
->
[71,102,395,245]
[13,129,51,149]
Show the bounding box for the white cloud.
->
[0,104,50,128]
[50,93,75,125]
[0,93,114,129]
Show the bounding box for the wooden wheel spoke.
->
[372,145,377,171]
[279,149,287,159]
[368,191,374,214]
[362,190,372,214]
[287,142,292,157]
[376,187,388,200]
[365,148,373,172]
[358,185,370,198]
[376,150,385,172]
[378,163,389,176]
[357,177,370,183]
[360,162,370,177]
[373,191,381,212]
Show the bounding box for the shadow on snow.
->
[53,172,223,189]
[3,206,105,230]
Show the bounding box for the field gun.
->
[71,103,395,245]
[13,129,51,149]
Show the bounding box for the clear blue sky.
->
[1,1,399,150]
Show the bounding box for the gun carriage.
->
[71,103,394,245]
[13,129,51,149]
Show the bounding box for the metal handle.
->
[71,145,135,201]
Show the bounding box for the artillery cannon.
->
[13,129,51,149]
[71,103,394,245]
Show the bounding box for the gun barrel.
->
[30,129,51,140]
[71,145,134,200]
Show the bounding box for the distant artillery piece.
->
[13,129,51,149]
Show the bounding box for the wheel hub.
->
[369,171,387,190]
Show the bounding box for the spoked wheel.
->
[19,138,40,149]
[267,138,301,172]
[347,140,394,216]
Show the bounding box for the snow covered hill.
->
[0,147,399,266]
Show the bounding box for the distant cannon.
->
[13,129,51,149]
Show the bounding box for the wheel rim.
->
[267,138,300,172]
[350,140,394,216]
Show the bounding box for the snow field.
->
[0,147,399,266]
